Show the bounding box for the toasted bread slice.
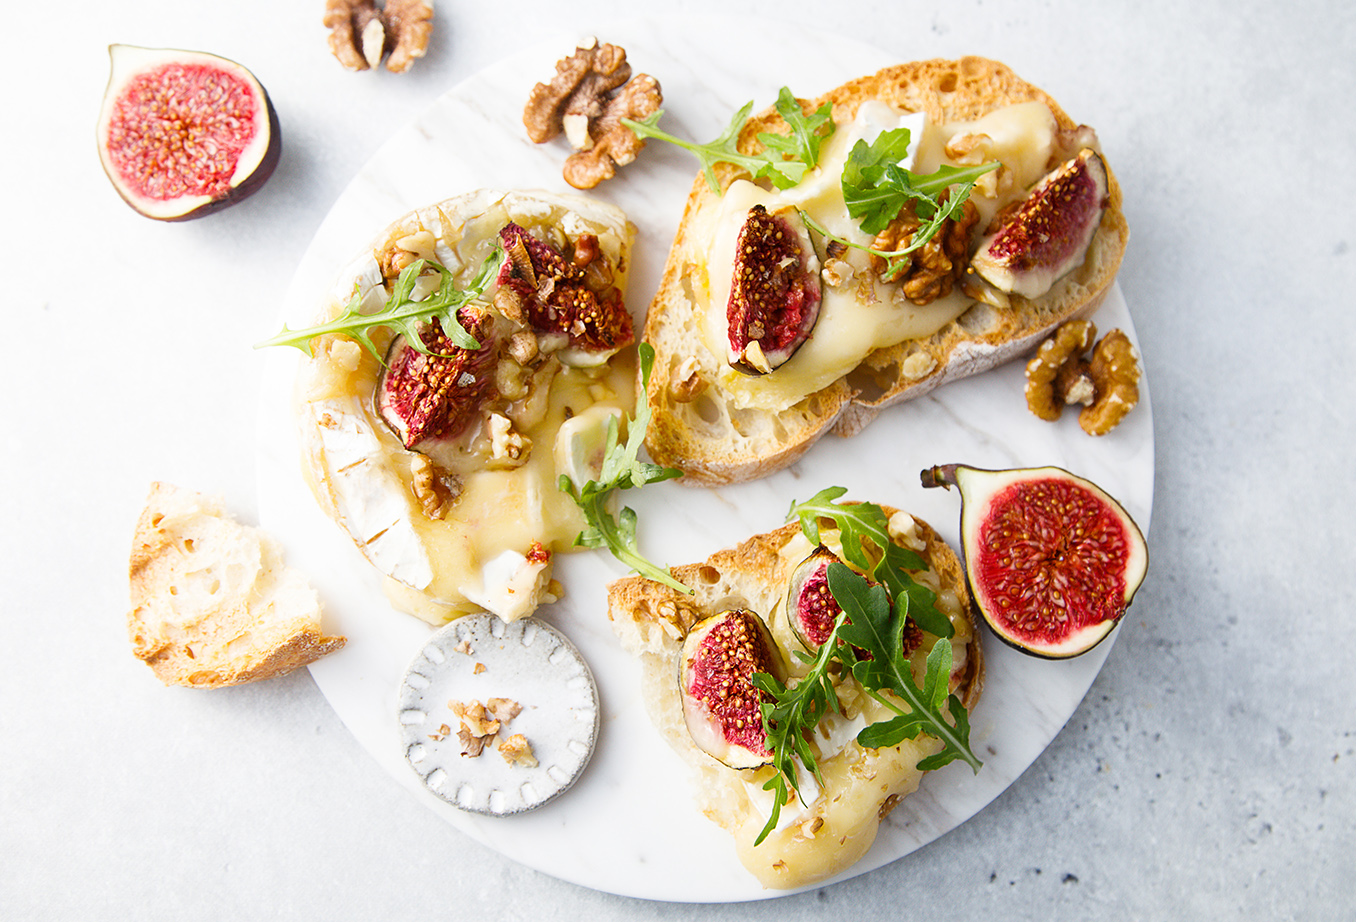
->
[607,507,983,889]
[643,57,1128,484]
[127,482,345,688]
[293,190,638,624]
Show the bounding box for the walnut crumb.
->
[498,734,538,768]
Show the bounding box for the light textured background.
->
[2,1,1351,918]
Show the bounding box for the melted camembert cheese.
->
[716,525,973,889]
[683,100,1059,414]
[298,192,635,624]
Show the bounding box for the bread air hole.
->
[693,392,722,425]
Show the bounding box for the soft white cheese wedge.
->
[309,395,434,591]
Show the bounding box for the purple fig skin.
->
[969,150,1108,299]
[922,463,1148,659]
[96,45,282,221]
[679,609,783,769]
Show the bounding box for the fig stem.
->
[920,464,961,490]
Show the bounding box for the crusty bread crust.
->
[607,508,983,888]
[643,57,1128,484]
[127,482,345,688]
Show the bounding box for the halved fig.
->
[497,223,634,360]
[922,463,1148,659]
[786,546,843,648]
[679,609,784,769]
[786,547,924,656]
[96,44,281,221]
[376,307,498,450]
[969,149,1108,300]
[726,204,822,375]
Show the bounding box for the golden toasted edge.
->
[642,57,1128,485]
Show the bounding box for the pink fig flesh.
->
[786,546,841,648]
[726,204,822,375]
[969,149,1108,299]
[786,547,924,656]
[375,307,498,451]
[679,609,782,769]
[922,463,1147,658]
[96,44,281,221]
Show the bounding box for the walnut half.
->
[523,39,662,189]
[1025,320,1141,436]
[324,0,432,73]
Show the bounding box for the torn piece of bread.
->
[127,482,345,688]
[643,57,1129,485]
[607,508,983,889]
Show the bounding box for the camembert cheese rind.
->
[296,189,638,624]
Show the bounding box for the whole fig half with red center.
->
[726,204,822,375]
[969,149,1108,300]
[376,307,497,451]
[922,463,1147,658]
[679,609,784,769]
[96,45,281,221]
[497,223,634,358]
[786,547,922,656]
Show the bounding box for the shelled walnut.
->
[1025,319,1141,436]
[324,0,433,73]
[869,193,978,305]
[523,39,662,189]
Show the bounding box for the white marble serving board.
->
[255,18,1154,903]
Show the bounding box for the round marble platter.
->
[256,18,1154,903]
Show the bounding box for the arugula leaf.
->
[787,486,953,638]
[621,87,835,194]
[748,490,982,847]
[841,129,998,235]
[256,249,504,363]
[755,88,836,190]
[623,105,766,194]
[828,562,978,771]
[559,343,692,594]
[751,612,845,845]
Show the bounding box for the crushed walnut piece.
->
[1025,320,1141,436]
[523,39,662,189]
[324,0,432,73]
[498,733,538,768]
[872,193,980,305]
[410,453,462,519]
[446,697,535,766]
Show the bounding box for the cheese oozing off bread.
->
[607,508,983,889]
[643,57,1129,484]
[127,482,345,688]
[294,189,638,624]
